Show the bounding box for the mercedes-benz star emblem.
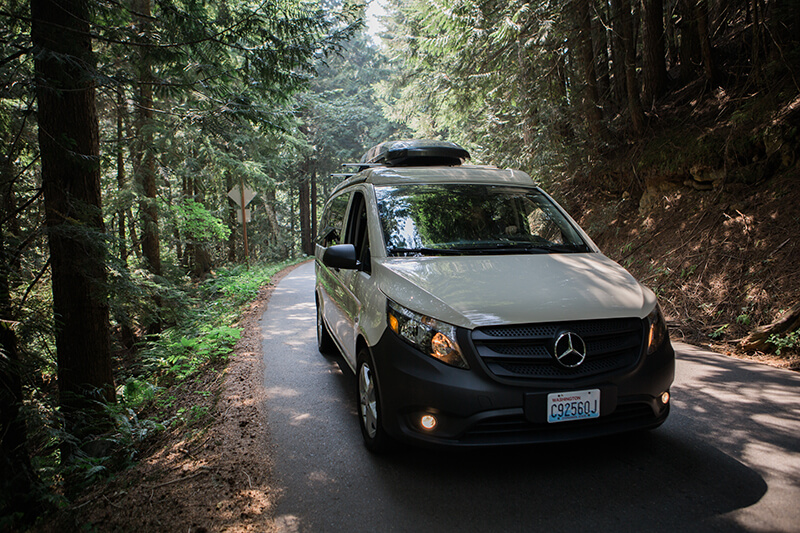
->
[553,331,587,368]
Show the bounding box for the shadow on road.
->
[320,352,766,533]
[265,265,799,532]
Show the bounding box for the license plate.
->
[547,389,600,423]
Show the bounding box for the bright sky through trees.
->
[365,0,385,45]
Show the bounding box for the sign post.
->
[228,180,257,265]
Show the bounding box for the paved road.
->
[261,262,800,532]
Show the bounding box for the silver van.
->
[315,140,674,451]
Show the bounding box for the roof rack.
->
[360,140,470,167]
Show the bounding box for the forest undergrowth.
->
[30,260,307,533]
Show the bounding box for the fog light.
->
[660,391,670,405]
[420,414,437,430]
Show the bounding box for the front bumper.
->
[369,327,674,447]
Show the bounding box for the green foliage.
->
[709,324,729,340]
[126,259,300,391]
[119,379,159,409]
[767,329,800,356]
[173,199,231,243]
[173,405,211,428]
[375,0,574,180]
[736,312,751,326]
[108,265,194,335]
[681,265,698,279]
[162,325,242,379]
[302,30,410,181]
[200,262,283,306]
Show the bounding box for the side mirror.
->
[322,244,359,270]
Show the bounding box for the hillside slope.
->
[563,85,800,369]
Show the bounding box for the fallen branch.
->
[147,467,211,490]
[741,303,800,352]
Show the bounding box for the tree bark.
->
[226,172,237,262]
[642,0,668,106]
[311,167,318,243]
[573,0,607,141]
[299,172,312,256]
[117,90,129,262]
[1,321,47,525]
[264,188,280,253]
[132,0,161,277]
[1,220,46,523]
[609,2,626,110]
[614,0,646,135]
[677,0,702,81]
[552,51,575,142]
[594,6,611,106]
[31,0,115,462]
[695,0,715,84]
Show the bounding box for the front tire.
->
[316,296,336,354]
[356,348,392,453]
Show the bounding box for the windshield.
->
[375,184,590,256]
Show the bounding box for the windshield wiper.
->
[468,242,591,254]
[387,246,465,256]
[388,243,590,256]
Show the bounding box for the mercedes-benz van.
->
[314,140,674,451]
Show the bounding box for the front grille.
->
[471,318,644,380]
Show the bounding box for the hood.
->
[375,253,655,329]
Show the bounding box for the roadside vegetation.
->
[5,259,301,530]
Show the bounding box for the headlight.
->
[646,304,668,354]
[387,300,469,369]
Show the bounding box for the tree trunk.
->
[132,0,161,277]
[116,90,129,263]
[0,321,47,525]
[614,0,646,135]
[311,167,318,243]
[677,0,702,81]
[553,53,575,141]
[31,0,116,464]
[299,173,312,256]
[573,0,607,142]
[1,219,47,524]
[1,155,21,276]
[749,0,763,81]
[695,0,715,84]
[594,6,611,106]
[114,91,137,350]
[516,36,539,146]
[290,183,296,256]
[610,17,626,110]
[642,0,668,106]
[264,188,280,253]
[665,0,679,69]
[226,172,237,262]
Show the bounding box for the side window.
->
[317,192,350,247]
[344,192,371,273]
